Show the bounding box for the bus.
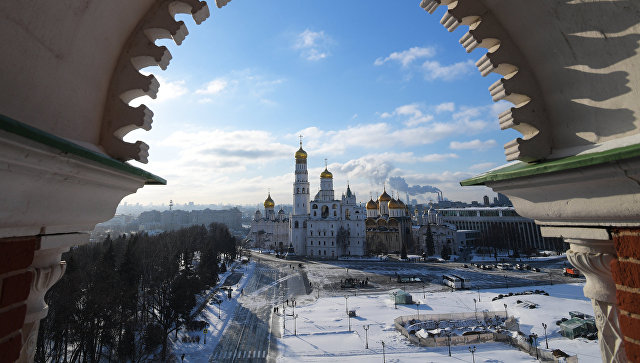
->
[443,274,470,289]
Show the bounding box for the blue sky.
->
[122,0,519,207]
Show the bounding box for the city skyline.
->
[121,1,514,206]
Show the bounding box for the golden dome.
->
[320,168,333,179]
[295,147,307,160]
[378,189,392,202]
[366,199,377,210]
[264,193,275,208]
[388,198,403,209]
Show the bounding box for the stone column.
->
[565,238,626,362]
[18,233,86,363]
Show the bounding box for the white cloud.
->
[294,29,332,61]
[196,78,228,95]
[470,162,497,171]
[374,46,436,67]
[382,103,434,127]
[449,139,497,151]
[422,59,475,81]
[435,102,455,113]
[417,153,459,162]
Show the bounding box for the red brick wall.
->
[612,229,640,363]
[0,237,37,363]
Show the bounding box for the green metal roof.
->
[0,113,166,185]
[461,143,640,187]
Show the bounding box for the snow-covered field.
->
[277,283,601,362]
[172,261,601,362]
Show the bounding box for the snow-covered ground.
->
[171,260,600,363]
[171,262,256,362]
[277,283,601,362]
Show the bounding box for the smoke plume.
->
[388,176,440,196]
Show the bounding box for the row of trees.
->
[35,223,237,362]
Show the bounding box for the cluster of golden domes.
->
[366,188,406,210]
[264,193,275,208]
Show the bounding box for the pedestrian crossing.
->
[210,350,268,360]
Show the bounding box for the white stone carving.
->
[100,0,212,163]
[566,239,626,362]
[420,0,551,162]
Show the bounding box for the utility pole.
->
[363,325,370,349]
[381,341,386,363]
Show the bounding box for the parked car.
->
[563,267,580,277]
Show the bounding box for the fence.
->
[394,312,578,362]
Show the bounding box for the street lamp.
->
[381,341,386,363]
[294,314,298,335]
[344,295,350,315]
[415,301,421,320]
[363,325,370,349]
[530,333,539,359]
[292,298,297,315]
[446,331,452,357]
[422,283,426,298]
[469,346,476,363]
[392,291,398,309]
[473,298,478,321]
[503,303,508,318]
[542,322,549,349]
[348,312,352,332]
[477,287,481,302]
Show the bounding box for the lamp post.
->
[363,325,370,349]
[477,287,481,302]
[473,298,478,321]
[469,346,476,363]
[531,333,539,359]
[446,331,452,357]
[503,303,508,318]
[381,341,386,363]
[542,322,549,349]
[292,298,297,315]
[422,283,426,299]
[293,314,298,335]
[415,301,421,320]
[344,295,350,315]
[392,291,398,309]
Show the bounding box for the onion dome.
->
[320,167,333,179]
[346,184,353,198]
[295,146,307,160]
[378,189,392,202]
[278,208,285,215]
[264,193,275,208]
[366,198,377,210]
[388,198,403,209]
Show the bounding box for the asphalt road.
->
[209,257,308,362]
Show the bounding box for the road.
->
[209,257,307,362]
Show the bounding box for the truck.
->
[563,267,580,277]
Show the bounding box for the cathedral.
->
[251,140,366,258]
[364,189,413,255]
[249,193,289,251]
